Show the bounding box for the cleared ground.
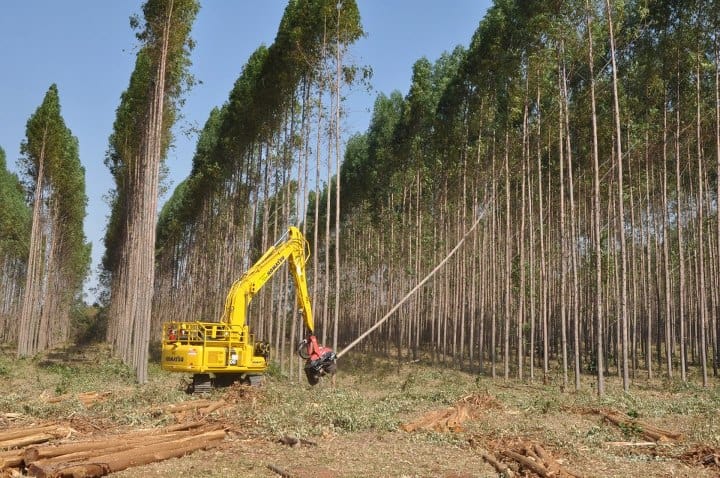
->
[1,344,718,477]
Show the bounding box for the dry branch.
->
[605,441,657,447]
[43,391,113,407]
[476,448,515,477]
[599,410,682,443]
[164,399,216,413]
[501,450,551,477]
[267,464,296,478]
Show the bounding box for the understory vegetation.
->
[1,344,718,477]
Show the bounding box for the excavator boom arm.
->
[223,226,314,333]
[160,225,333,387]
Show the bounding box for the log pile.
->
[0,422,226,478]
[0,425,75,453]
[598,410,683,443]
[472,440,582,478]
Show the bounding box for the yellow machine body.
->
[161,322,268,374]
[160,226,315,383]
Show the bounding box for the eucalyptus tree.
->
[103,0,198,383]
[0,146,30,342]
[152,0,364,375]
[16,85,89,357]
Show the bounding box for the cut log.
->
[0,449,24,469]
[200,400,227,415]
[531,444,563,476]
[477,449,515,477]
[26,430,205,462]
[0,426,64,443]
[26,425,224,463]
[145,421,207,433]
[0,433,58,450]
[28,429,226,478]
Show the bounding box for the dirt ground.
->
[1,345,719,477]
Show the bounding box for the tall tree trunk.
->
[18,136,46,358]
[606,0,630,392]
[586,0,604,395]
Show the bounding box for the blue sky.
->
[0,1,490,302]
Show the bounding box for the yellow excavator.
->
[160,226,336,392]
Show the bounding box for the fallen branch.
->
[501,450,550,478]
[164,399,216,413]
[599,410,682,443]
[605,441,657,447]
[267,464,296,478]
[278,436,317,447]
[476,448,515,477]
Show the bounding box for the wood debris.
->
[598,410,682,443]
[0,422,225,478]
[267,463,295,478]
[471,439,582,478]
[605,441,658,447]
[42,391,114,407]
[277,435,317,447]
[680,446,720,469]
[164,399,231,420]
[0,425,75,451]
[400,393,498,433]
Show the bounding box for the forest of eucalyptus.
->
[1,0,720,396]
[0,85,90,357]
[335,0,720,395]
[154,0,720,395]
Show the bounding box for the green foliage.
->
[71,305,107,345]
[16,85,90,354]
[157,0,365,254]
[0,146,30,260]
[102,0,199,287]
